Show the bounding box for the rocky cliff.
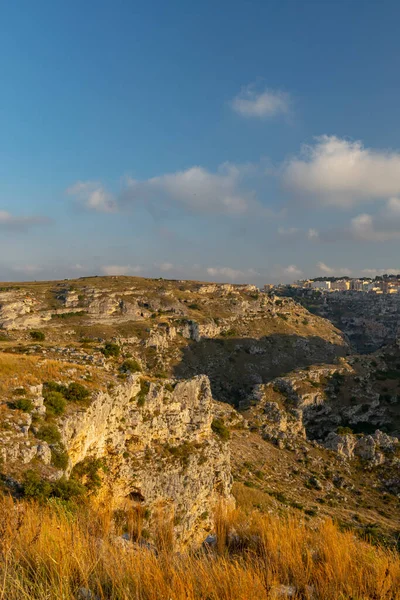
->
[61,374,231,545]
[285,288,400,353]
[0,363,231,546]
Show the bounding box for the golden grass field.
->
[0,495,399,600]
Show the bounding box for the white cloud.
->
[231,85,290,118]
[67,181,117,213]
[157,262,175,272]
[0,210,49,230]
[317,261,352,276]
[12,264,43,274]
[206,266,259,281]
[277,226,319,242]
[307,228,319,240]
[124,163,260,216]
[349,198,400,242]
[271,264,303,282]
[283,265,302,277]
[360,268,400,276]
[100,265,143,276]
[284,136,400,207]
[317,261,334,274]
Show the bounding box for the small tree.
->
[65,382,90,403]
[13,398,33,412]
[30,330,45,341]
[101,342,120,358]
[44,391,66,416]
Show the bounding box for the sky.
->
[2,0,400,284]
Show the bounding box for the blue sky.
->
[2,0,400,283]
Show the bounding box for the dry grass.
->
[0,353,105,396]
[0,495,399,600]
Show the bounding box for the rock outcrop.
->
[324,430,399,465]
[1,372,232,547]
[61,375,231,547]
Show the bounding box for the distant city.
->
[265,274,400,295]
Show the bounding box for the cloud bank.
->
[284,136,400,207]
[0,211,49,231]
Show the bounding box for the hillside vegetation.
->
[0,495,399,600]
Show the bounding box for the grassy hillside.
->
[0,494,399,600]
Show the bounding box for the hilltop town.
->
[270,274,400,294]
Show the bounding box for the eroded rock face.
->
[60,375,232,546]
[325,430,399,465]
[247,385,306,449]
[291,289,400,353]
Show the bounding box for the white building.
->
[310,280,331,290]
[331,279,350,291]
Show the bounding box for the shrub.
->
[71,457,106,491]
[220,328,237,338]
[337,426,353,435]
[64,382,90,403]
[120,359,141,374]
[12,398,33,412]
[36,424,61,444]
[30,330,45,341]
[188,303,200,310]
[101,342,120,358]
[52,477,86,500]
[51,447,69,470]
[166,442,194,466]
[137,380,150,407]
[211,418,230,441]
[22,470,52,500]
[302,318,309,325]
[43,381,68,396]
[44,391,66,416]
[13,387,27,396]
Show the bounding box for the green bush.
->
[211,418,230,441]
[43,381,68,395]
[43,381,90,404]
[22,471,86,501]
[44,391,66,416]
[64,382,90,403]
[71,457,106,491]
[120,359,141,373]
[13,398,33,412]
[52,477,85,500]
[30,330,45,341]
[22,470,52,500]
[101,342,120,358]
[13,387,27,396]
[136,379,150,407]
[51,446,69,469]
[36,424,61,444]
